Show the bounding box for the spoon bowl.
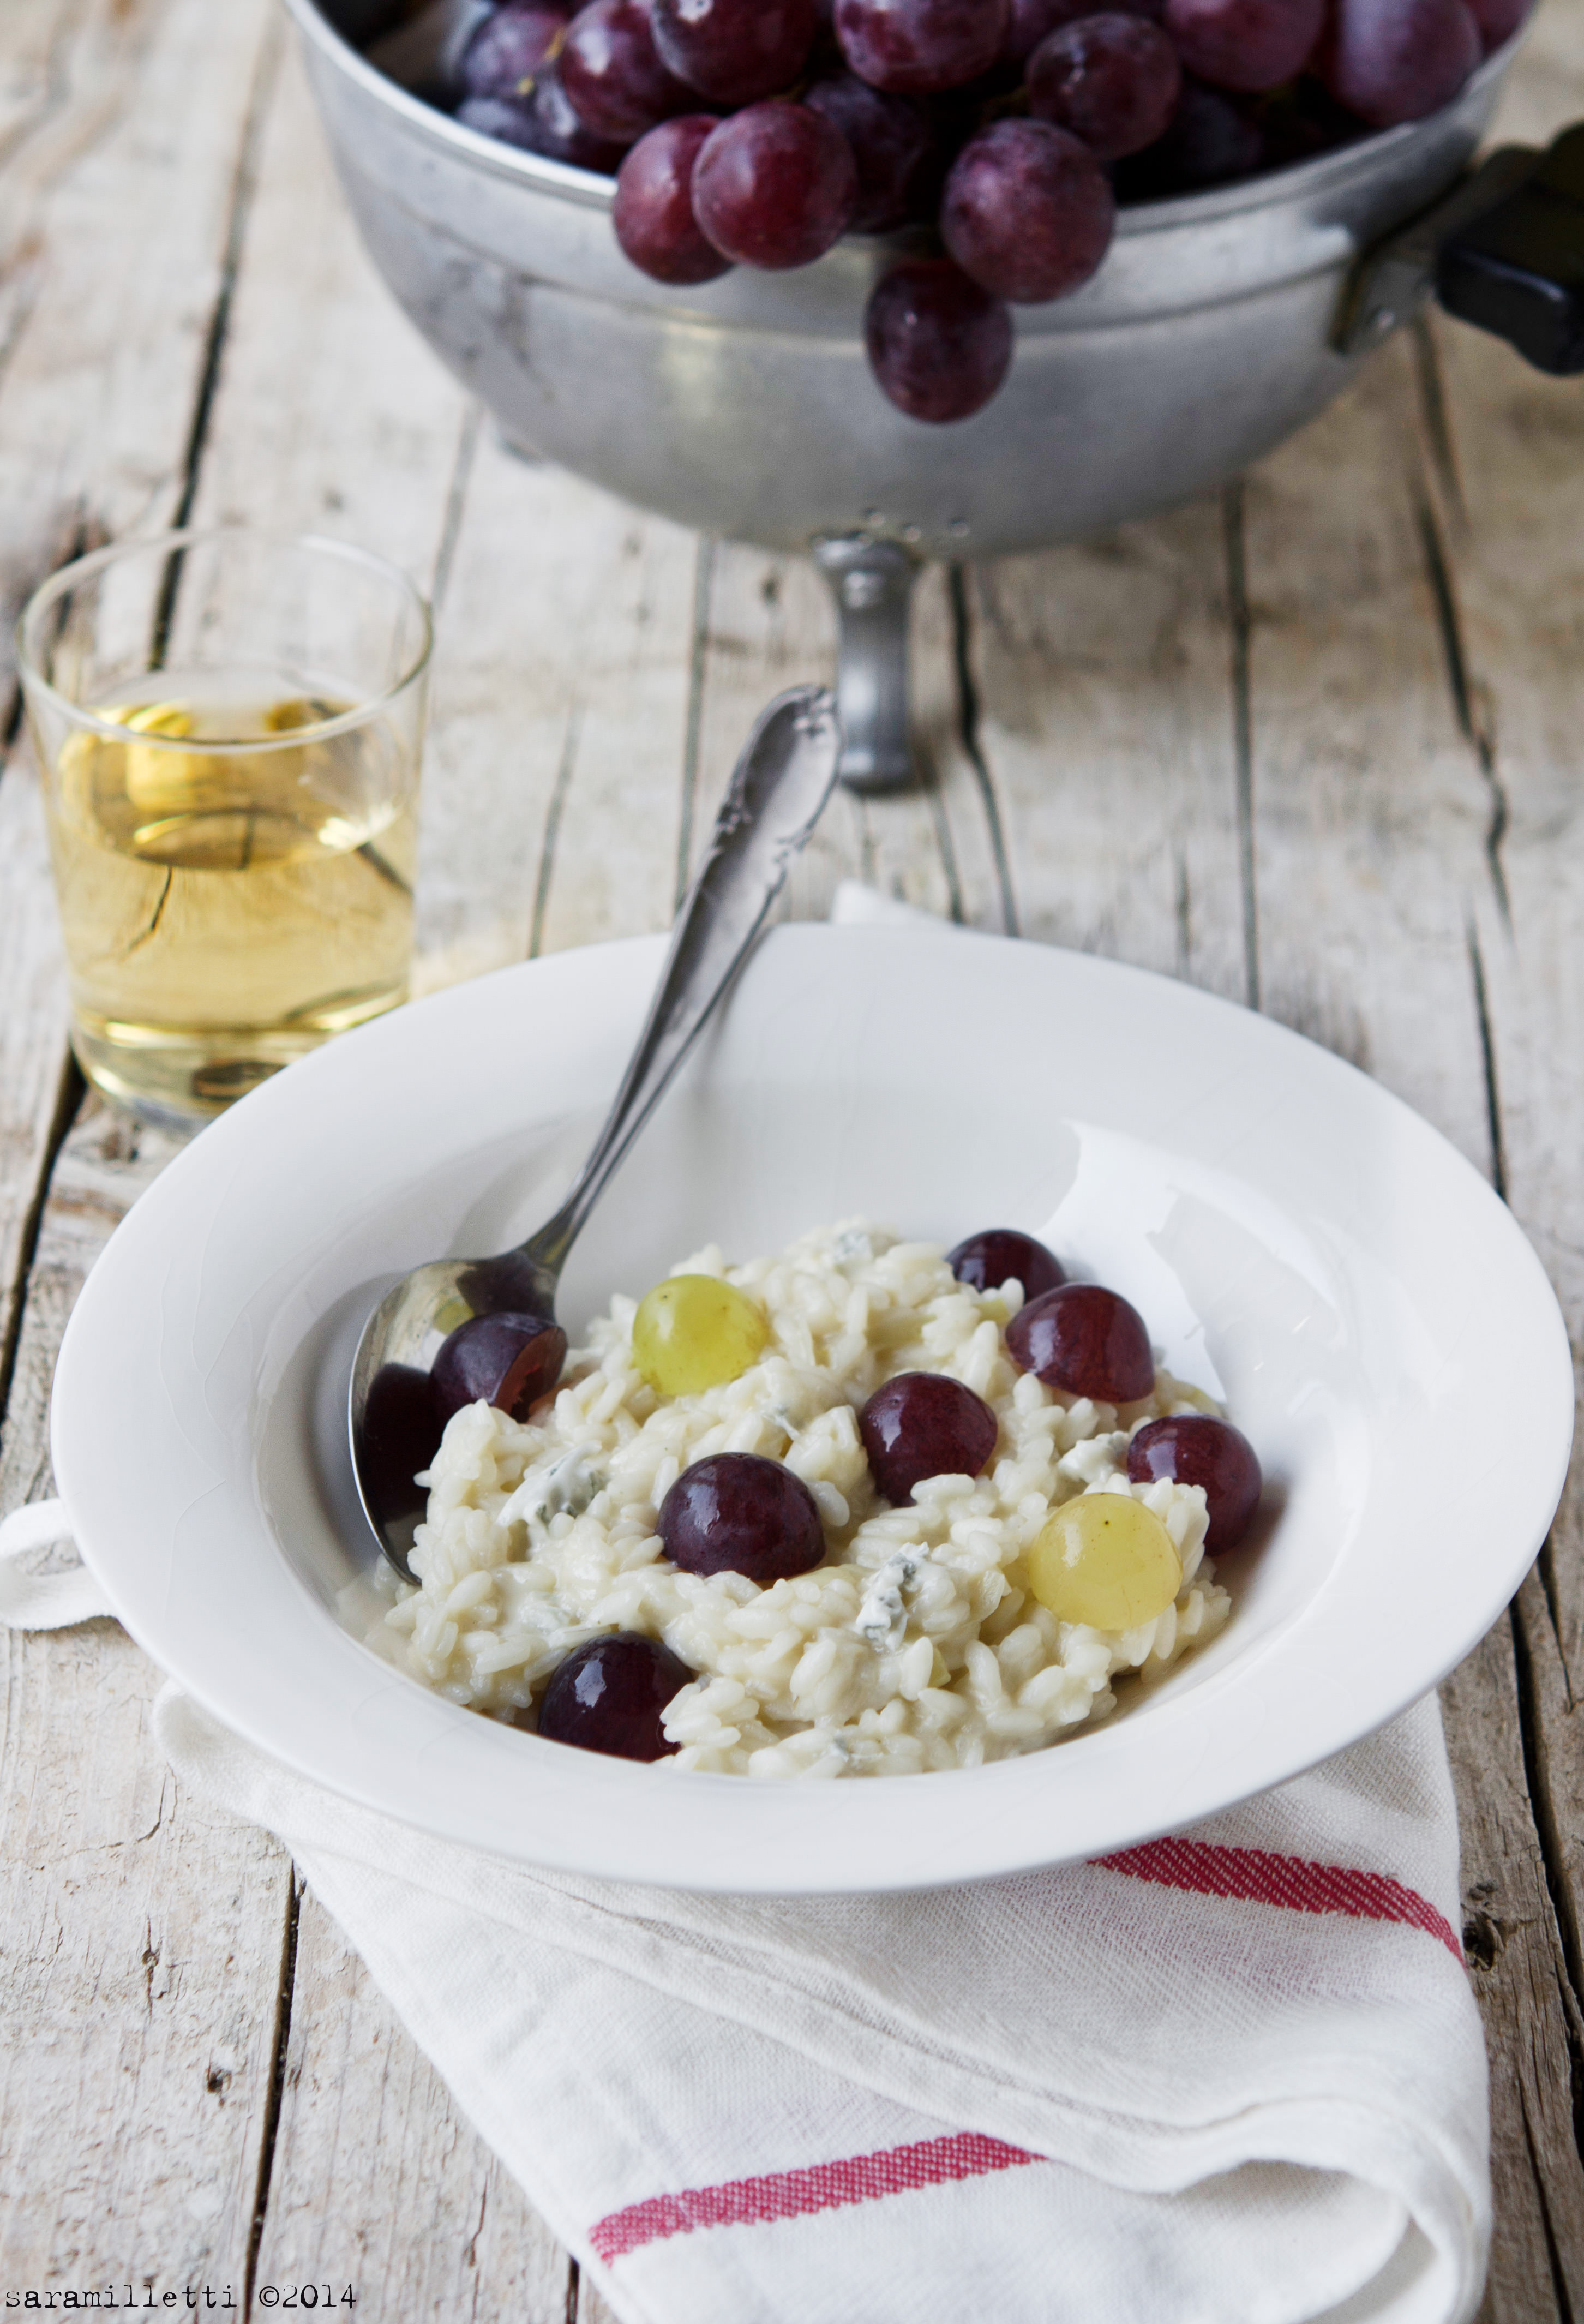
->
[347,686,843,1575]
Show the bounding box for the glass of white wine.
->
[18,528,432,1128]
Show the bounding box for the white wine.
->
[44,679,418,1122]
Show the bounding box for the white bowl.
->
[51,924,1573,1892]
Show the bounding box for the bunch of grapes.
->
[440,0,1530,424]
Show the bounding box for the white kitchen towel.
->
[0,888,1492,2324]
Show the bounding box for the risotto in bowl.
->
[379,1220,1252,1778]
[48,924,1573,1890]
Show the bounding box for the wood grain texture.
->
[1234,308,1583,2318]
[962,499,1247,998]
[252,1890,574,2319]
[0,750,73,1398]
[0,1101,293,2293]
[1415,19,1584,2301]
[0,0,278,657]
[0,11,301,2290]
[157,43,596,2310]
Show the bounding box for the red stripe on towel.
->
[590,2130,1039,2264]
[1096,1838,1462,1960]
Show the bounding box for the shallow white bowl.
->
[51,924,1573,1892]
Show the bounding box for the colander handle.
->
[812,536,922,798]
[1339,127,1584,374]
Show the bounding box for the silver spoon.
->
[349,685,842,1577]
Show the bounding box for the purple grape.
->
[460,2,572,100]
[658,1452,826,1579]
[1004,0,1163,66]
[1027,15,1181,159]
[1322,0,1481,125]
[534,1631,693,1759]
[1117,74,1263,196]
[360,1362,445,1527]
[941,118,1114,304]
[693,101,858,269]
[458,67,632,169]
[651,0,819,103]
[834,0,1011,92]
[1127,1413,1262,1550]
[561,0,691,139]
[1005,1283,1155,1404]
[947,1229,1066,1300]
[431,1312,568,1425]
[860,1373,999,1502]
[614,115,735,280]
[804,71,938,232]
[865,259,1013,422]
[1466,0,1529,48]
[1164,0,1323,91]
[1253,73,1369,171]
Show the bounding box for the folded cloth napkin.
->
[0,888,1491,2324]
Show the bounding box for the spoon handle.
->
[519,685,842,1280]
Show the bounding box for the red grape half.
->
[658,1452,826,1579]
[533,1632,692,1759]
[947,1229,1066,1299]
[1127,1413,1263,1550]
[860,1373,999,1502]
[1006,1283,1156,1404]
[431,1312,569,1424]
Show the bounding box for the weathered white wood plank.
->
[0,746,72,1386]
[1409,17,1584,2307]
[253,1890,573,2317]
[961,499,1247,998]
[0,9,305,2283]
[433,442,702,975]
[0,1100,294,2290]
[0,0,280,1410]
[166,41,592,2308]
[184,38,469,575]
[0,0,278,658]
[1238,324,1584,2317]
[1443,1630,1584,2324]
[0,0,75,154]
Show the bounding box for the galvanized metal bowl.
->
[283,0,1516,558]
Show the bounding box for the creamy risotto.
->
[370,1221,1235,1777]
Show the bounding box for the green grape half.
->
[1027,1492,1181,1632]
[632,1273,770,1397]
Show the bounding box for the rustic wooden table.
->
[3,2,1583,2313]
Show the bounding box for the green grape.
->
[632,1273,770,1397]
[1027,1492,1181,1632]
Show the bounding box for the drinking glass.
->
[18,528,432,1128]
